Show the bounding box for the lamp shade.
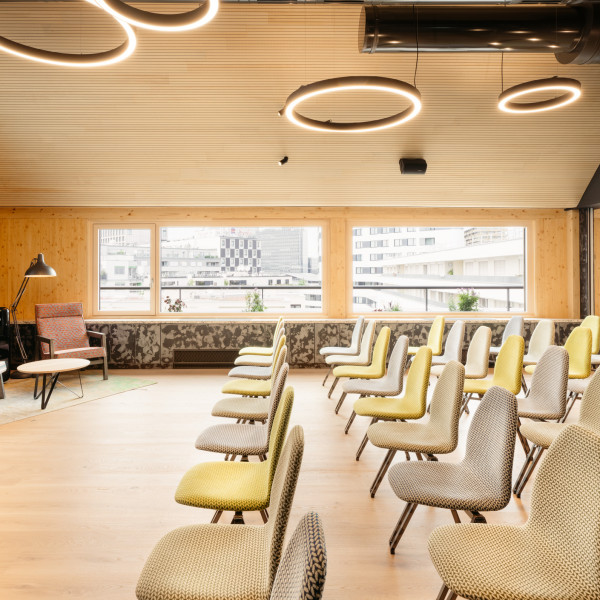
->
[24,254,56,278]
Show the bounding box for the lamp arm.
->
[10,276,29,313]
[10,276,30,363]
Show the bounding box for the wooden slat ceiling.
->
[0,2,599,208]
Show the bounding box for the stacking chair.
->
[320,316,364,386]
[137,426,304,600]
[237,317,284,357]
[430,320,465,371]
[462,334,524,415]
[489,315,524,358]
[407,315,445,357]
[228,334,286,380]
[269,512,327,600]
[222,337,287,397]
[521,319,554,393]
[387,386,518,554]
[513,366,600,497]
[429,425,600,600]
[234,324,285,367]
[366,361,465,498]
[212,346,288,424]
[462,325,492,379]
[514,346,569,457]
[353,346,432,461]
[342,335,409,434]
[581,314,600,357]
[325,320,376,398]
[175,386,294,524]
[196,363,289,462]
[330,326,391,411]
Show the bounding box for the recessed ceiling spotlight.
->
[278,156,289,166]
[490,42,502,46]
[527,38,541,42]
[498,76,581,114]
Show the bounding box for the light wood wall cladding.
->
[0,4,599,208]
[0,206,579,320]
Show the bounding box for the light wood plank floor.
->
[0,368,579,599]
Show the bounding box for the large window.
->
[95,225,322,314]
[352,226,526,313]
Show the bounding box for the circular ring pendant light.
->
[94,0,219,32]
[498,77,581,114]
[280,76,422,133]
[0,0,136,67]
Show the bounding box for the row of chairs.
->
[136,318,328,600]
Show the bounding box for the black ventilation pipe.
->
[360,4,600,64]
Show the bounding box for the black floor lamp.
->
[10,253,56,377]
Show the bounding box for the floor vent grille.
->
[173,349,239,368]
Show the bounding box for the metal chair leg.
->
[435,584,457,600]
[521,372,528,395]
[211,510,223,523]
[231,511,245,524]
[561,391,578,422]
[322,366,332,387]
[328,377,339,398]
[514,445,545,497]
[370,449,397,498]
[466,510,487,524]
[345,410,357,434]
[356,418,377,461]
[513,444,536,495]
[450,509,461,523]
[335,391,347,414]
[389,502,418,554]
[516,419,530,456]
[102,356,108,380]
[259,509,269,523]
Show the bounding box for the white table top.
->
[17,358,90,375]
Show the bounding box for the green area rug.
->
[0,372,156,425]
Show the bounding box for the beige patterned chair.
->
[320,316,364,386]
[366,360,465,498]
[386,386,518,554]
[429,424,600,600]
[342,335,408,435]
[233,326,286,368]
[136,425,304,600]
[195,363,289,462]
[461,325,491,380]
[489,315,524,358]
[513,366,600,498]
[431,320,465,370]
[269,512,327,600]
[521,319,555,393]
[228,335,286,380]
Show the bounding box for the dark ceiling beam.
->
[578,164,600,208]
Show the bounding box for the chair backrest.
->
[428,360,465,454]
[348,316,365,353]
[463,386,518,510]
[380,335,409,394]
[526,319,555,360]
[579,369,600,434]
[272,317,284,343]
[269,512,327,600]
[355,320,376,363]
[526,424,600,589]
[502,316,524,344]
[526,346,569,418]
[581,315,600,355]
[266,387,295,499]
[269,336,288,383]
[565,326,592,379]
[271,325,286,355]
[266,358,289,438]
[35,302,89,354]
[464,326,491,379]
[491,335,524,395]
[403,346,432,416]
[266,425,305,590]
[427,316,445,355]
[440,320,465,362]
[369,326,391,375]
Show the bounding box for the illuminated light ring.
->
[280,76,422,133]
[498,77,581,114]
[95,0,218,32]
[0,0,136,67]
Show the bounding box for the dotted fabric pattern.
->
[333,327,390,379]
[212,397,270,421]
[270,512,327,600]
[320,316,364,357]
[367,361,464,454]
[136,426,304,600]
[388,386,518,512]
[463,326,492,379]
[428,425,600,600]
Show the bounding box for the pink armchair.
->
[35,303,108,380]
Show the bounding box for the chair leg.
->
[389,502,418,554]
[345,410,357,434]
[335,391,347,414]
[370,449,397,498]
[356,418,377,461]
[322,366,332,386]
[561,391,579,422]
[435,584,457,600]
[513,444,535,495]
[521,372,528,395]
[211,510,223,523]
[328,377,340,399]
[102,356,108,380]
[259,509,269,523]
[231,511,245,524]
[465,510,486,524]
[460,393,472,417]
[34,375,39,398]
[514,445,545,498]
[450,509,461,523]
[516,419,530,456]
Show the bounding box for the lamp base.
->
[10,370,34,379]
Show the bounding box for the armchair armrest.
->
[37,335,56,359]
[87,330,107,348]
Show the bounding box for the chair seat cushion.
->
[368,421,457,455]
[592,354,600,366]
[428,523,593,600]
[234,354,273,367]
[175,460,269,511]
[342,376,401,397]
[228,365,272,380]
[519,420,565,449]
[332,364,384,379]
[43,347,106,360]
[528,363,593,379]
[568,374,594,395]
[212,397,269,421]
[463,378,493,395]
[222,378,272,397]
[489,346,501,355]
[517,397,563,421]
[325,354,369,366]
[239,346,273,357]
[354,395,425,420]
[388,461,508,512]
[136,522,270,600]
[320,346,357,356]
[195,423,268,456]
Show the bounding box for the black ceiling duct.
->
[360,4,600,65]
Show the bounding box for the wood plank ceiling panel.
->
[0,2,599,208]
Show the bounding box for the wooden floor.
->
[0,368,579,599]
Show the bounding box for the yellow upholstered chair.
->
[353,346,432,461]
[581,315,600,356]
[234,324,285,367]
[408,316,445,357]
[462,334,524,415]
[222,335,286,397]
[331,326,391,412]
[228,333,286,380]
[175,386,294,524]
[238,317,284,357]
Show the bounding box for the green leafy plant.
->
[245,289,266,312]
[374,301,403,312]
[449,288,480,312]
[163,296,186,313]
